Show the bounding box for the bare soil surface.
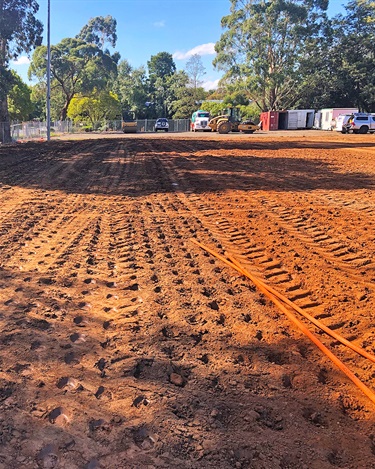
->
[0,132,375,469]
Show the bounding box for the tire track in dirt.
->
[157,145,375,383]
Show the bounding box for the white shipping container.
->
[286,110,315,129]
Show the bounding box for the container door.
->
[260,112,267,130]
[269,111,279,130]
[306,111,315,128]
[297,111,307,128]
[287,111,298,129]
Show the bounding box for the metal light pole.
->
[46,0,51,141]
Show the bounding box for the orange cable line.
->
[191,238,375,406]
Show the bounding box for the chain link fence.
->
[1,119,191,143]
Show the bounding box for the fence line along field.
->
[0,132,375,469]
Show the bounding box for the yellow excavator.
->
[209,107,259,134]
[121,110,138,133]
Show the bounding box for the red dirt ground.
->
[0,131,375,469]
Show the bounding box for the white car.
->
[155,118,169,132]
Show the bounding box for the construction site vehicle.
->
[121,111,137,133]
[209,108,259,134]
[191,110,211,132]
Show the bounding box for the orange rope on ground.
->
[227,254,375,364]
[191,238,375,406]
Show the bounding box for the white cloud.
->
[173,43,216,60]
[202,79,220,91]
[11,56,30,66]
[153,20,165,28]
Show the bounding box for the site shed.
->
[320,108,358,130]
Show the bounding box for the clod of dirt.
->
[38,277,55,285]
[70,333,86,343]
[89,419,107,431]
[56,377,79,390]
[48,407,70,425]
[132,395,145,408]
[132,425,158,450]
[64,351,80,365]
[73,316,88,326]
[37,444,59,469]
[84,459,100,469]
[169,372,185,387]
[95,386,105,399]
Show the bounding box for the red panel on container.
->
[260,111,279,131]
[268,111,279,130]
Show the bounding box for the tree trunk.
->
[0,94,11,143]
[60,94,74,121]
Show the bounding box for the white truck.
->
[342,113,375,134]
[191,110,211,132]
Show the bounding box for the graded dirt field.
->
[0,131,375,468]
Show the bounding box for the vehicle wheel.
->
[164,129,168,132]
[359,126,369,134]
[217,121,231,134]
[341,129,347,134]
[353,129,359,134]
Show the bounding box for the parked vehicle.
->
[155,118,169,132]
[191,110,211,132]
[342,113,375,134]
[334,114,352,132]
[209,108,259,134]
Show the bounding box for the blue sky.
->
[11,0,346,91]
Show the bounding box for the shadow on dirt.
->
[0,138,374,196]
[0,265,373,468]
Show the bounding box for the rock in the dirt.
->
[169,372,185,387]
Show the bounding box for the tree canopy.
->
[29,38,118,120]
[214,0,329,111]
[0,0,43,141]
[76,15,118,50]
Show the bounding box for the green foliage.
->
[76,16,118,50]
[167,71,208,118]
[29,37,118,120]
[67,90,121,125]
[0,0,43,64]
[112,60,151,118]
[7,71,34,121]
[214,0,328,111]
[148,52,176,80]
[335,0,375,111]
[0,0,43,141]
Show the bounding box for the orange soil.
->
[0,132,374,468]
